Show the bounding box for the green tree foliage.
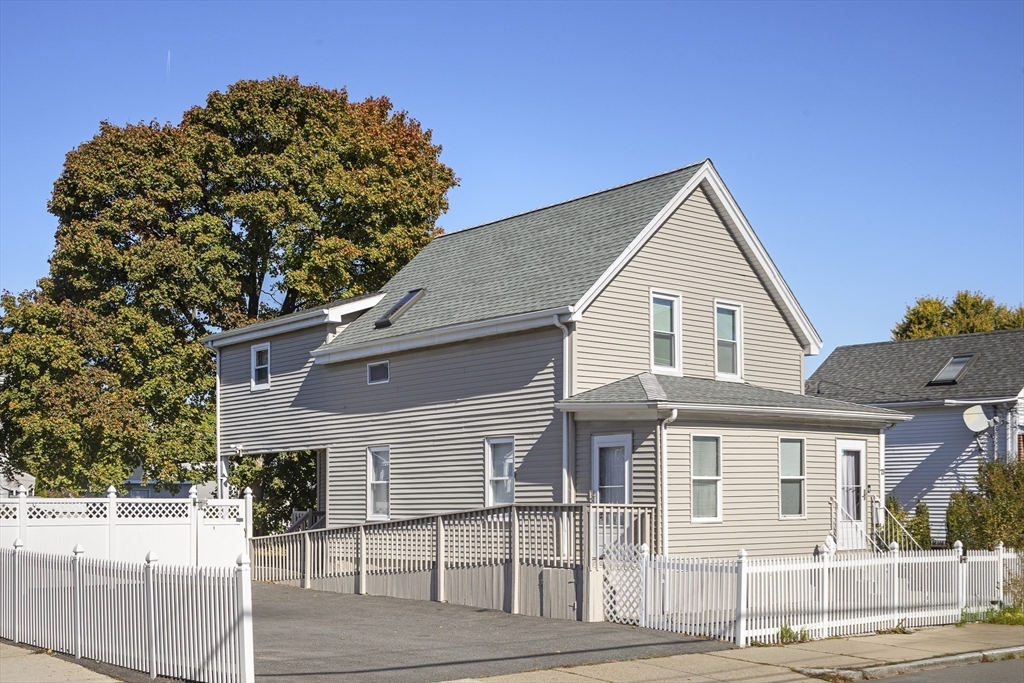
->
[883,495,932,549]
[228,451,317,536]
[946,460,1024,550]
[892,290,1024,340]
[0,76,456,496]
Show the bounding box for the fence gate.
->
[602,543,645,625]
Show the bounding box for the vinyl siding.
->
[665,421,880,557]
[218,327,565,527]
[885,406,985,544]
[574,185,804,394]
[573,421,657,505]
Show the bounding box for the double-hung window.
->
[486,438,515,506]
[780,438,805,518]
[651,291,682,375]
[251,343,270,390]
[692,436,722,521]
[367,446,390,520]
[715,303,742,380]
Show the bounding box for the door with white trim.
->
[592,434,632,504]
[836,439,867,550]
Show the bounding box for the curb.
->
[797,645,1024,680]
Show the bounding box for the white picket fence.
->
[0,541,255,683]
[0,485,252,566]
[605,541,1021,647]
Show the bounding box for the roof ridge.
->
[832,328,1024,351]
[435,159,708,241]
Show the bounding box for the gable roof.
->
[309,159,822,363]
[558,373,905,424]
[806,329,1024,405]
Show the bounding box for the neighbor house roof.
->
[310,159,822,364]
[558,373,906,424]
[806,329,1024,405]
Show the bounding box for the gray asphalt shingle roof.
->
[320,163,703,349]
[561,373,900,416]
[806,329,1024,405]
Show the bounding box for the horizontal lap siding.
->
[885,407,981,543]
[666,421,879,557]
[573,421,657,505]
[574,185,804,394]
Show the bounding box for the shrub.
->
[946,460,1024,550]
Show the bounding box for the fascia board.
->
[867,396,1022,408]
[558,400,910,424]
[312,306,574,364]
[203,294,385,349]
[570,161,823,356]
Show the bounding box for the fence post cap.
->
[953,540,963,550]
[106,485,117,496]
[13,537,23,549]
[996,541,1004,549]
[72,543,85,555]
[236,552,251,567]
[889,541,899,552]
[145,550,159,564]
[243,487,252,497]
[737,548,747,559]
[15,484,26,496]
[188,485,198,498]
[639,543,649,557]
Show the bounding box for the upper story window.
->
[715,303,742,380]
[251,343,270,391]
[928,354,974,385]
[486,437,515,506]
[651,290,682,375]
[367,361,390,385]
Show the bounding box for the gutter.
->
[312,306,575,364]
[556,401,912,424]
[868,396,1021,409]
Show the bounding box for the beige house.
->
[205,159,908,557]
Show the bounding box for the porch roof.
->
[558,373,910,424]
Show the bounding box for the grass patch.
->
[959,605,1024,626]
[779,623,811,644]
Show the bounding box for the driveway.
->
[253,583,731,683]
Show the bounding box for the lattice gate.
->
[602,543,645,625]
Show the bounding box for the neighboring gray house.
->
[807,329,1024,544]
[205,159,907,556]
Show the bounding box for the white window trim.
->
[366,445,391,521]
[836,439,867,526]
[366,360,390,385]
[691,434,722,523]
[713,300,743,382]
[250,342,270,391]
[778,436,807,520]
[649,288,683,376]
[484,436,516,507]
[591,433,633,504]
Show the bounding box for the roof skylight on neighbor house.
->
[928,354,974,385]
[374,288,425,329]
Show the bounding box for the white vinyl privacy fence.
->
[0,541,255,683]
[0,486,252,566]
[604,541,1021,647]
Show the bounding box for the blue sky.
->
[1,1,1021,374]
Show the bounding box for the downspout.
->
[658,409,678,555]
[553,315,570,503]
[215,349,225,499]
[878,426,887,524]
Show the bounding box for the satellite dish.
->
[963,405,991,433]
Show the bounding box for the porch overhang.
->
[557,400,913,427]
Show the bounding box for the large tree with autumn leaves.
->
[0,76,456,495]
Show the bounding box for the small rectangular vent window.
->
[929,354,974,385]
[367,361,389,385]
[374,289,425,329]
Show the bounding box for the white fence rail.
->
[0,486,252,566]
[0,541,254,683]
[606,541,1020,647]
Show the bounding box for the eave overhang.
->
[557,400,912,427]
[311,306,574,364]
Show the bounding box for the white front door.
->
[836,439,867,550]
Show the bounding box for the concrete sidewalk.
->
[447,623,1024,682]
[0,641,119,683]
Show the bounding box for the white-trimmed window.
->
[367,446,390,520]
[715,302,742,380]
[592,434,632,504]
[367,361,390,385]
[691,435,721,521]
[251,343,270,390]
[780,438,806,518]
[485,438,515,506]
[650,290,682,375]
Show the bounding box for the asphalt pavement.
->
[874,657,1024,682]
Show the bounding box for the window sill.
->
[651,366,683,377]
[366,515,390,522]
[715,374,744,383]
[779,515,807,521]
[690,518,722,524]
[249,384,271,392]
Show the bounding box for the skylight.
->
[929,354,974,385]
[374,289,425,329]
